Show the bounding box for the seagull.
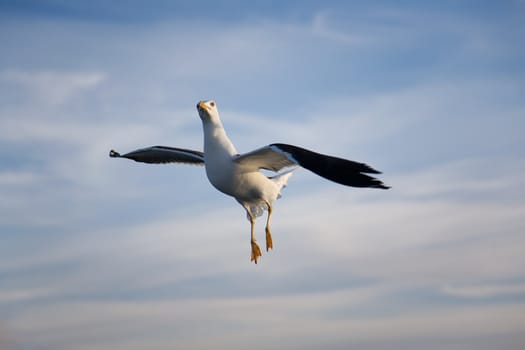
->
[110,100,390,263]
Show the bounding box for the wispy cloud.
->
[7,296,525,350]
[1,1,524,350]
[442,283,525,299]
[311,10,368,45]
[2,69,105,106]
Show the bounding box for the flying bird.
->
[110,100,390,263]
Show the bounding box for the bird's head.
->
[196,100,220,124]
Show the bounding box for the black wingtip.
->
[109,149,121,158]
[361,163,382,175]
[367,178,391,190]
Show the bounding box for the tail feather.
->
[270,167,297,198]
[244,168,297,221]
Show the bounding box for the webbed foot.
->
[251,240,262,264]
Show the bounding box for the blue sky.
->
[1,1,525,349]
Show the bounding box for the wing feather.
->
[235,143,390,189]
[109,146,204,165]
[234,145,296,171]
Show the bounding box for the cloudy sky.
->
[1,1,524,349]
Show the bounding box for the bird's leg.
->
[248,211,262,264]
[265,201,273,252]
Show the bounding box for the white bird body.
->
[110,100,389,263]
[200,101,291,219]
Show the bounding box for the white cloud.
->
[390,156,525,200]
[2,69,106,106]
[0,171,38,186]
[0,287,55,304]
[7,295,525,350]
[311,10,367,45]
[442,283,525,299]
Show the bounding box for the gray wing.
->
[109,146,204,165]
[233,144,297,172]
[235,143,390,189]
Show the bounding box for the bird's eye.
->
[210,102,215,107]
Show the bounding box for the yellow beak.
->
[198,101,209,112]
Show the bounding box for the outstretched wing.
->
[109,146,204,165]
[234,143,390,189]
